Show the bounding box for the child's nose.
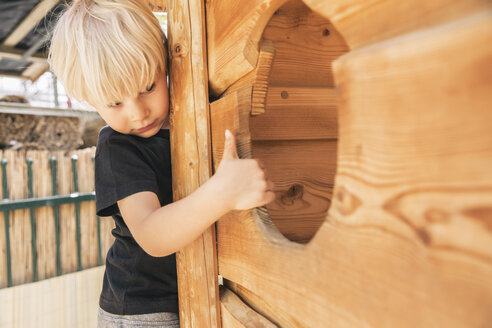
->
[129,100,150,121]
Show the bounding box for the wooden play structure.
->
[1,0,491,327]
[163,0,492,327]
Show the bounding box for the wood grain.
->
[262,1,349,87]
[250,86,338,141]
[251,40,275,116]
[210,86,337,243]
[214,9,492,328]
[220,286,278,328]
[252,139,336,243]
[147,0,167,12]
[210,87,254,162]
[302,0,491,50]
[206,0,288,95]
[167,0,220,327]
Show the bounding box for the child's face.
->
[94,73,170,137]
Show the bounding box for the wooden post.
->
[167,1,221,327]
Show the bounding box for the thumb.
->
[222,129,239,160]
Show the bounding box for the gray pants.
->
[97,307,180,328]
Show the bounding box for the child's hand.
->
[214,130,275,211]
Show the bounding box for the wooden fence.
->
[0,148,114,288]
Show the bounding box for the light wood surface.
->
[302,0,490,50]
[213,1,344,243]
[21,62,50,82]
[208,0,349,96]
[251,40,275,116]
[210,87,254,161]
[206,0,288,95]
[211,8,492,327]
[262,1,349,87]
[252,139,336,242]
[251,86,338,141]
[220,287,278,328]
[167,0,220,327]
[0,266,104,328]
[147,0,167,12]
[210,85,337,243]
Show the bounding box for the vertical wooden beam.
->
[167,1,221,327]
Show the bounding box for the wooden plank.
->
[0,266,104,328]
[3,150,33,286]
[27,149,57,281]
[55,150,78,275]
[167,0,220,327]
[252,140,336,243]
[262,1,349,87]
[3,0,59,47]
[215,10,492,327]
[251,86,338,141]
[147,0,167,12]
[21,62,50,82]
[0,45,46,63]
[221,1,349,95]
[251,40,275,116]
[210,86,337,243]
[77,148,99,269]
[210,87,254,161]
[224,281,282,328]
[302,0,491,50]
[206,0,288,95]
[220,287,278,328]
[0,150,5,288]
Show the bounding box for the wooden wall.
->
[201,0,492,327]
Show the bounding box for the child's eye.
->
[144,83,155,93]
[107,101,122,108]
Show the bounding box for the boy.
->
[48,0,275,327]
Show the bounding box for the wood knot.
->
[322,29,330,36]
[335,186,362,216]
[174,43,187,57]
[281,91,288,99]
[417,229,431,245]
[281,184,304,205]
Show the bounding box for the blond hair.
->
[48,0,167,106]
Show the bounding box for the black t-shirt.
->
[95,126,178,315]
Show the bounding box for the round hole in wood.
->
[248,0,348,243]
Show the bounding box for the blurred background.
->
[0,3,167,327]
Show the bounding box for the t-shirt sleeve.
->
[95,134,159,216]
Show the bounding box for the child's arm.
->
[117,130,275,257]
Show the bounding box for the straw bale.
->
[32,117,83,151]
